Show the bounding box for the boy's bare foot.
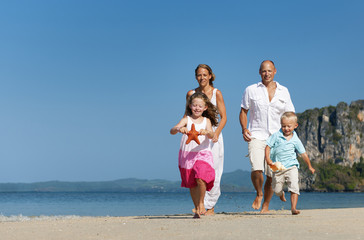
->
[291,209,301,215]
[280,192,286,202]
[192,208,196,213]
[252,195,263,210]
[205,208,215,216]
[193,213,200,218]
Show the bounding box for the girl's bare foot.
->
[199,205,206,215]
[292,209,301,215]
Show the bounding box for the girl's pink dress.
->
[178,116,215,190]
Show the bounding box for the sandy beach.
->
[1,208,363,240]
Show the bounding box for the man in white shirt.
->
[239,60,295,213]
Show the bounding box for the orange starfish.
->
[185,123,200,145]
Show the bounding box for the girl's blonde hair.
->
[195,64,216,87]
[185,92,218,126]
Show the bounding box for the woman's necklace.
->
[199,86,213,99]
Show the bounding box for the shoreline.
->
[1,208,363,240]
[0,205,363,219]
[1,192,363,217]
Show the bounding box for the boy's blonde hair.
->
[281,111,297,123]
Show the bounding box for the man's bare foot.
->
[291,209,301,215]
[260,209,270,213]
[280,192,286,202]
[252,195,263,210]
[205,208,215,216]
[193,213,200,218]
[260,205,270,214]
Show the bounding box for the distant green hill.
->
[0,170,254,193]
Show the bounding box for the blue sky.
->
[0,1,363,182]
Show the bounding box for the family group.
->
[170,61,315,218]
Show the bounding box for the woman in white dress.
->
[186,64,227,215]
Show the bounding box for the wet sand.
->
[1,208,363,240]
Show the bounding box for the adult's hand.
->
[239,107,251,142]
[212,132,219,143]
[243,128,252,142]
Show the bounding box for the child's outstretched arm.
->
[199,118,214,139]
[301,153,315,174]
[170,117,188,135]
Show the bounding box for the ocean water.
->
[0,192,363,217]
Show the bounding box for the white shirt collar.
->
[277,129,297,139]
[257,81,283,90]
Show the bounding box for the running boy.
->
[265,112,315,215]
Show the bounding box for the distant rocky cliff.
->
[296,100,364,191]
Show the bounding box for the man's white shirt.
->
[241,81,295,140]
